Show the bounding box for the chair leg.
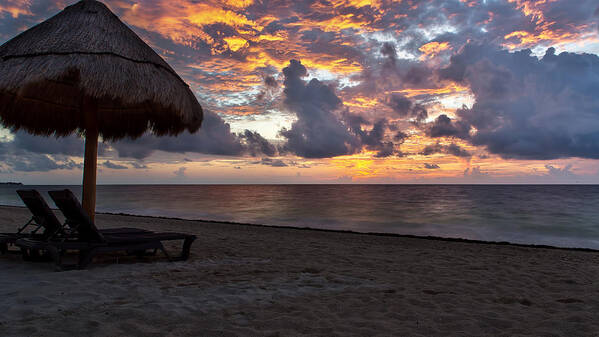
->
[21,247,32,261]
[44,246,63,272]
[78,249,96,270]
[176,236,196,261]
[158,242,172,261]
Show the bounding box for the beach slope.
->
[1,205,598,336]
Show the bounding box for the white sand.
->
[1,205,598,336]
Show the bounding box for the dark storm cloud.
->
[279,60,361,158]
[241,130,277,157]
[131,162,148,169]
[0,133,85,172]
[424,163,440,169]
[434,44,599,160]
[9,131,107,156]
[111,109,246,159]
[256,73,279,101]
[384,94,428,123]
[385,94,411,116]
[446,143,471,158]
[420,142,471,158]
[426,114,470,139]
[2,113,276,163]
[5,155,81,172]
[264,75,277,88]
[111,109,279,160]
[0,139,82,172]
[345,117,396,158]
[280,59,411,158]
[102,161,128,170]
[379,43,434,88]
[394,131,409,143]
[254,157,288,167]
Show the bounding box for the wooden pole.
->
[82,97,98,222]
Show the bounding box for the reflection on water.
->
[1,184,598,249]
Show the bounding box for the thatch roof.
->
[0,0,202,140]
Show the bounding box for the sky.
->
[1,0,599,184]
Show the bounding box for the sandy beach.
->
[1,205,598,336]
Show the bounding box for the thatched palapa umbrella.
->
[0,0,203,221]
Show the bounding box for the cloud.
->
[341,115,395,158]
[545,164,574,177]
[463,166,488,178]
[110,109,277,160]
[2,112,277,166]
[254,157,288,167]
[425,114,470,139]
[420,142,471,158]
[131,162,149,169]
[103,161,128,170]
[0,151,82,172]
[0,135,83,172]
[436,44,599,160]
[264,75,278,88]
[424,163,440,169]
[279,59,411,158]
[174,167,186,177]
[111,109,246,159]
[279,60,361,158]
[7,131,107,156]
[241,130,277,157]
[384,94,428,122]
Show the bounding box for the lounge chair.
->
[16,189,196,270]
[0,189,150,255]
[0,190,62,254]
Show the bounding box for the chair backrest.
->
[48,189,105,243]
[16,189,63,239]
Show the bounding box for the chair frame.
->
[15,189,196,270]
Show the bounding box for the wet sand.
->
[1,205,598,336]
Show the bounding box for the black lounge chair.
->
[0,190,150,255]
[0,190,62,254]
[16,189,196,270]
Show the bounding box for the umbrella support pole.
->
[82,98,98,222]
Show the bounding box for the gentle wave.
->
[1,184,598,249]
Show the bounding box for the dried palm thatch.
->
[0,0,203,140]
[0,0,204,220]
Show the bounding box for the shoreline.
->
[1,204,597,253]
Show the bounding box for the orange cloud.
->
[328,0,384,9]
[223,0,254,9]
[459,0,478,8]
[507,0,557,24]
[504,0,596,49]
[0,1,32,18]
[115,1,261,53]
[503,24,597,50]
[344,96,379,108]
[223,36,248,52]
[392,83,469,98]
[418,41,451,59]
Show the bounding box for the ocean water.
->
[1,184,598,249]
